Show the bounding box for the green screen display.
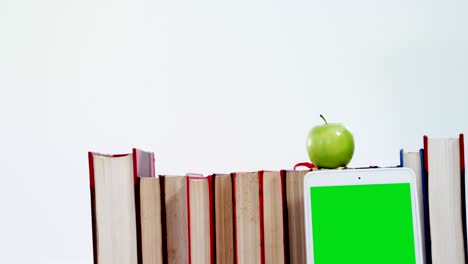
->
[310,183,416,264]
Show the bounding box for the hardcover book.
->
[134,148,156,264]
[261,171,287,264]
[400,149,427,264]
[88,152,138,264]
[186,175,214,264]
[213,174,234,264]
[233,172,261,264]
[140,177,163,264]
[424,134,467,264]
[284,170,308,264]
[161,175,189,264]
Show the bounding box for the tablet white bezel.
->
[303,168,423,264]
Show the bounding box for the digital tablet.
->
[303,168,423,264]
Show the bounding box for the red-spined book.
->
[88,152,137,264]
[423,134,467,264]
[186,174,215,264]
[282,170,308,264]
[232,171,287,264]
[134,149,165,264]
[88,149,155,264]
[213,174,235,264]
[160,175,188,264]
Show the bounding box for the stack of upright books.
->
[88,134,467,264]
[89,150,311,264]
[401,134,467,264]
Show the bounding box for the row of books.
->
[88,134,467,264]
[401,134,466,264]
[88,149,310,264]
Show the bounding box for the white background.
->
[1,0,467,262]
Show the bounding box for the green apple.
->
[306,115,355,169]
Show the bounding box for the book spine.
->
[459,134,468,264]
[135,180,142,264]
[208,176,215,264]
[160,176,168,264]
[186,177,192,264]
[424,136,429,174]
[132,149,145,264]
[132,149,138,183]
[231,175,236,264]
[89,152,96,188]
[422,137,432,264]
[258,171,265,264]
[399,149,404,167]
[211,175,217,264]
[280,170,290,264]
[88,152,98,264]
[231,173,238,264]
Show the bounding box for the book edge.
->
[422,136,432,264]
[280,170,289,264]
[459,134,468,263]
[231,173,238,264]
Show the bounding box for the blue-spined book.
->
[400,148,431,264]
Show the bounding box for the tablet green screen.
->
[310,183,416,264]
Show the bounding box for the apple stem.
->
[320,114,328,125]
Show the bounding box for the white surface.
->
[303,168,423,264]
[0,0,467,262]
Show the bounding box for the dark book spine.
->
[88,152,98,264]
[399,149,404,167]
[134,179,142,264]
[459,134,467,264]
[231,173,238,264]
[258,171,265,264]
[423,136,432,264]
[160,176,168,264]
[211,175,217,264]
[208,176,215,264]
[90,189,97,264]
[280,170,290,264]
[230,174,236,264]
